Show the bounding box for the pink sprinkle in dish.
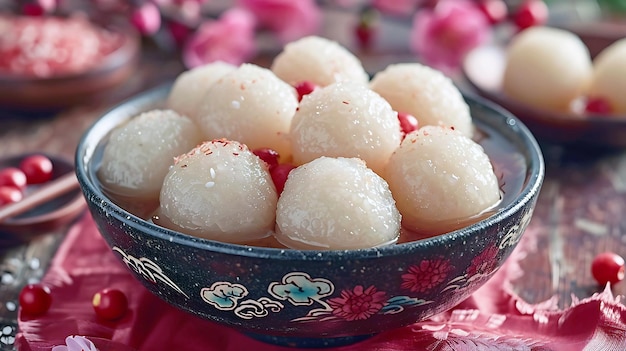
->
[0,15,124,78]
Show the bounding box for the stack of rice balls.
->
[503,26,626,116]
[98,35,502,251]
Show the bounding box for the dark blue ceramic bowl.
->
[75,85,544,348]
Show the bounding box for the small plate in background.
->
[0,153,85,242]
[0,23,140,111]
[462,45,626,148]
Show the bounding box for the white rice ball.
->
[290,81,402,175]
[196,64,298,161]
[385,126,500,235]
[271,36,369,87]
[98,109,202,201]
[589,38,626,115]
[167,61,236,121]
[158,139,278,243]
[276,157,401,250]
[502,26,592,112]
[369,63,473,137]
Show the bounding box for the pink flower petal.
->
[182,8,257,68]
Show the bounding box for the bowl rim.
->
[75,84,545,260]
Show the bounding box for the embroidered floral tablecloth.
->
[15,214,626,351]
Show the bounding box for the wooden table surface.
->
[1,44,626,350]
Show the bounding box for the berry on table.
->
[0,167,27,190]
[591,252,625,286]
[19,154,53,184]
[0,186,23,206]
[92,288,128,320]
[19,284,52,316]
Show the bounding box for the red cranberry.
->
[0,167,27,190]
[19,284,52,316]
[585,97,613,115]
[0,186,23,206]
[167,20,192,48]
[513,0,548,30]
[92,288,128,320]
[19,154,53,184]
[252,148,280,170]
[398,112,419,136]
[294,81,318,102]
[478,0,508,24]
[270,164,296,194]
[591,252,625,286]
[131,2,162,35]
[355,24,376,51]
[22,3,45,16]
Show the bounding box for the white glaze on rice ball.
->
[98,109,202,201]
[157,139,277,243]
[290,81,402,175]
[385,126,500,235]
[167,61,236,121]
[502,26,592,112]
[369,63,473,137]
[196,64,298,161]
[275,157,401,250]
[588,38,626,115]
[271,36,369,87]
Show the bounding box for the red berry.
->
[0,167,27,190]
[19,154,53,184]
[22,3,45,16]
[591,252,625,286]
[585,97,613,115]
[355,24,376,51]
[398,112,419,136]
[131,2,162,35]
[167,20,192,48]
[294,81,318,102]
[270,163,296,194]
[513,0,548,30]
[92,288,128,320]
[19,284,52,316]
[0,186,23,206]
[252,148,280,170]
[478,0,508,24]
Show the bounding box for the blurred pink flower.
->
[182,7,257,68]
[237,0,321,43]
[410,0,491,73]
[372,0,420,15]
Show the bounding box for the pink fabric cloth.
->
[16,214,626,351]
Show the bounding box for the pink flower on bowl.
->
[410,0,491,73]
[237,0,321,43]
[182,7,257,68]
[401,257,454,293]
[328,285,387,321]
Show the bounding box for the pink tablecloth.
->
[16,214,626,351]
